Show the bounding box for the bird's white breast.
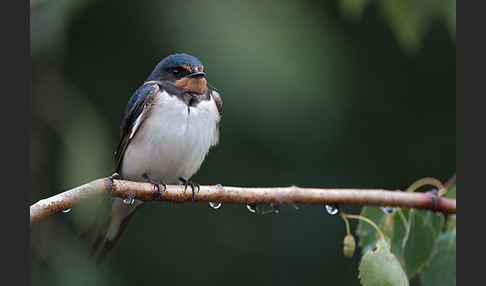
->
[120,91,220,184]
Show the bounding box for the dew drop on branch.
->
[380,206,396,214]
[246,204,257,214]
[209,202,222,210]
[123,195,135,206]
[324,204,339,215]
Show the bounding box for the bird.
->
[83,53,223,262]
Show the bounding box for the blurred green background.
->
[30,0,455,285]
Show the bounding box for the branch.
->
[30,178,112,225]
[30,177,457,225]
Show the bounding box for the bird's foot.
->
[179,177,200,201]
[142,173,166,198]
[108,172,121,194]
[109,172,121,181]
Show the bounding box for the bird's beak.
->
[188,71,206,78]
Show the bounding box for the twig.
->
[444,173,456,189]
[439,173,456,196]
[29,177,457,225]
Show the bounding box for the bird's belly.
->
[120,92,218,184]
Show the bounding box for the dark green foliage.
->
[402,209,438,278]
[356,206,387,254]
[357,202,456,285]
[445,184,456,199]
[420,229,456,286]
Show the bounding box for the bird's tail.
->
[81,197,143,263]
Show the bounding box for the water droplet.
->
[380,206,396,214]
[209,202,222,210]
[246,204,256,213]
[325,204,339,215]
[62,208,71,213]
[123,194,135,206]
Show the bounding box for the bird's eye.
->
[171,68,180,75]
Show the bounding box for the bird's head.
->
[147,53,207,94]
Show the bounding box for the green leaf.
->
[420,229,456,286]
[356,206,387,254]
[389,210,408,266]
[359,238,409,286]
[417,209,445,236]
[382,214,394,238]
[445,215,456,231]
[402,209,437,278]
[445,184,456,199]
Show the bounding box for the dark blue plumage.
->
[164,53,202,68]
[147,53,204,82]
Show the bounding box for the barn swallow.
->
[85,53,223,262]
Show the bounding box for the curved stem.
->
[406,177,444,193]
[343,213,385,239]
[341,212,351,236]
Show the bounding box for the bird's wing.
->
[83,81,160,263]
[211,89,223,117]
[113,82,160,173]
[210,89,223,146]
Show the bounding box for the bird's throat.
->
[174,77,207,94]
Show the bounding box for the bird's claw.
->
[153,183,164,198]
[109,172,121,181]
[156,182,167,198]
[142,173,166,198]
[179,177,200,201]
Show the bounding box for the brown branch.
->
[30,177,457,225]
[30,178,112,225]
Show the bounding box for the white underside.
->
[120,90,220,184]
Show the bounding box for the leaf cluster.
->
[354,184,456,286]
